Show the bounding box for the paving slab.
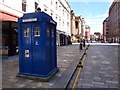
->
[2,44,86,89]
[76,44,119,89]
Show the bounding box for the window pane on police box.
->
[24,28,29,37]
[34,27,40,36]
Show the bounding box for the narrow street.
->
[76,43,119,88]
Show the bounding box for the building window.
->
[106,32,108,34]
[44,8,47,12]
[34,27,40,36]
[22,0,26,12]
[56,16,57,22]
[59,19,61,26]
[59,5,61,12]
[51,0,53,5]
[65,10,66,15]
[67,14,69,19]
[35,2,38,10]
[63,21,64,27]
[51,13,53,17]
[75,21,78,29]
[56,2,58,10]
[67,22,69,29]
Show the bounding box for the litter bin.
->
[17,12,59,80]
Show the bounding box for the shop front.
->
[1,10,20,56]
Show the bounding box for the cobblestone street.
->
[2,44,85,88]
[76,43,119,88]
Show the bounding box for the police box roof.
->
[18,12,57,25]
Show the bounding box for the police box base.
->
[16,68,59,82]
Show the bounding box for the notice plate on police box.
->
[22,18,37,22]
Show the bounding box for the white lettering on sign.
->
[50,20,56,25]
[22,18,37,22]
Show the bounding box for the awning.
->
[0,10,20,21]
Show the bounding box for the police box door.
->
[22,23,42,74]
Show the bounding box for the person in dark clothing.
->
[83,39,85,47]
[79,39,83,51]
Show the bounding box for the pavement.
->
[76,43,119,89]
[2,44,86,89]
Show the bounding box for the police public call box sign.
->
[22,18,37,22]
[17,12,59,80]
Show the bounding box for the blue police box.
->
[18,12,59,80]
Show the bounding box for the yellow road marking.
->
[71,51,87,90]
[71,67,82,90]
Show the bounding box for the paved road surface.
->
[76,43,119,88]
[2,44,85,88]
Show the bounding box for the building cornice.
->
[109,0,120,13]
[65,0,71,8]
[58,0,71,14]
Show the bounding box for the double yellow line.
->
[71,67,82,90]
[71,50,87,90]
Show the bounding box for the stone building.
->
[0,0,71,55]
[71,10,82,43]
[108,0,120,43]
[94,32,101,41]
[81,18,86,39]
[85,25,90,41]
[103,17,109,42]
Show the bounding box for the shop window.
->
[34,27,40,36]
[24,28,29,37]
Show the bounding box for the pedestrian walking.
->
[83,39,85,47]
[79,39,83,51]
